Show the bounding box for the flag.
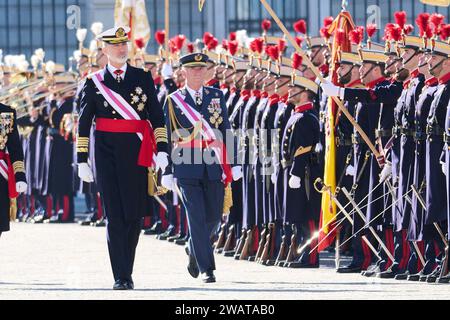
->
[420,0,449,7]
[114,0,151,53]
[318,11,355,252]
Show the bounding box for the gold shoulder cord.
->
[168,97,202,143]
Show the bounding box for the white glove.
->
[161,174,174,191]
[161,63,173,79]
[345,165,356,177]
[15,181,27,193]
[442,162,447,176]
[321,80,341,97]
[379,162,392,183]
[315,142,323,153]
[155,152,169,173]
[232,166,243,181]
[78,163,94,183]
[289,175,301,189]
[271,172,277,184]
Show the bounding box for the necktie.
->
[114,69,124,83]
[194,91,202,108]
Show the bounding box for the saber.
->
[339,188,413,250]
[153,194,168,212]
[341,187,395,263]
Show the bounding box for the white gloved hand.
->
[289,175,301,189]
[442,162,447,176]
[379,162,392,183]
[345,165,356,177]
[320,80,341,97]
[155,152,169,173]
[232,166,243,181]
[161,174,174,191]
[15,181,27,193]
[161,63,173,79]
[78,163,94,183]
[315,142,323,153]
[271,172,277,184]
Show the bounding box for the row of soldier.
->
[1,9,450,285]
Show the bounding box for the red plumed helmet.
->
[430,13,445,36]
[293,19,307,34]
[292,52,303,70]
[175,34,186,50]
[134,37,145,50]
[278,38,286,52]
[228,40,238,56]
[261,19,271,32]
[323,16,334,28]
[394,11,407,29]
[416,13,431,37]
[203,32,214,46]
[366,24,377,38]
[229,32,236,41]
[207,37,218,50]
[155,30,165,45]
[187,43,194,53]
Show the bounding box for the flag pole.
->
[259,0,381,161]
[165,0,170,61]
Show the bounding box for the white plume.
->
[73,50,82,62]
[76,28,88,43]
[91,22,104,37]
[35,48,45,61]
[46,60,56,74]
[89,40,98,52]
[31,55,40,68]
[235,30,248,48]
[18,60,29,72]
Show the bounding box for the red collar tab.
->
[251,90,261,99]
[261,92,269,98]
[230,87,237,93]
[269,94,280,106]
[346,79,362,88]
[220,84,228,90]
[425,77,438,87]
[439,71,450,85]
[410,69,420,79]
[294,102,313,113]
[366,77,386,89]
[206,79,218,86]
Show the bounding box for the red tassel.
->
[155,30,165,45]
[394,11,407,29]
[293,19,307,34]
[261,19,271,32]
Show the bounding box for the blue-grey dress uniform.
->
[163,53,237,275]
[77,60,168,283]
[0,103,26,233]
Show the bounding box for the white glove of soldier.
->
[320,80,343,98]
[161,174,174,191]
[161,63,174,79]
[155,152,169,173]
[289,175,301,189]
[379,162,392,183]
[78,163,94,183]
[315,142,323,153]
[345,165,356,177]
[232,166,243,181]
[271,172,277,184]
[15,181,27,193]
[442,162,447,176]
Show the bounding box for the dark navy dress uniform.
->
[0,104,26,233]
[77,63,168,283]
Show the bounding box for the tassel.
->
[9,198,17,221]
[222,184,233,215]
[148,168,156,196]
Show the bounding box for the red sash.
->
[95,118,156,168]
[0,151,18,198]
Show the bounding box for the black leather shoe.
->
[377,269,401,279]
[337,264,362,274]
[168,233,184,243]
[175,235,188,246]
[201,270,216,283]
[185,246,199,278]
[143,221,163,235]
[394,271,410,280]
[288,261,319,268]
[406,272,421,281]
[113,280,128,290]
[125,280,135,290]
[157,226,176,240]
[437,273,450,284]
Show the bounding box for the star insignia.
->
[135,87,143,95]
[137,103,145,111]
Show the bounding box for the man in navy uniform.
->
[77,26,169,290]
[161,53,242,283]
[0,103,27,237]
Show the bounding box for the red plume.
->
[187,43,194,53]
[366,24,377,38]
[349,28,363,45]
[155,30,165,45]
[292,52,303,70]
[335,28,345,47]
[206,37,218,50]
[430,13,445,36]
[440,24,450,41]
[390,25,403,42]
[251,38,264,54]
[323,16,334,28]
[295,36,303,47]
[278,38,286,52]
[175,35,186,50]
[222,39,229,51]
[203,32,214,46]
[228,40,238,56]
[293,19,307,34]
[229,32,236,41]
[394,11,407,29]
[404,24,414,35]
[384,23,394,40]
[134,37,145,50]
[416,13,430,37]
[168,39,178,53]
[320,27,331,39]
[261,19,271,32]
[267,45,280,61]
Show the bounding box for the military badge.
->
[208,98,223,128]
[130,87,147,111]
